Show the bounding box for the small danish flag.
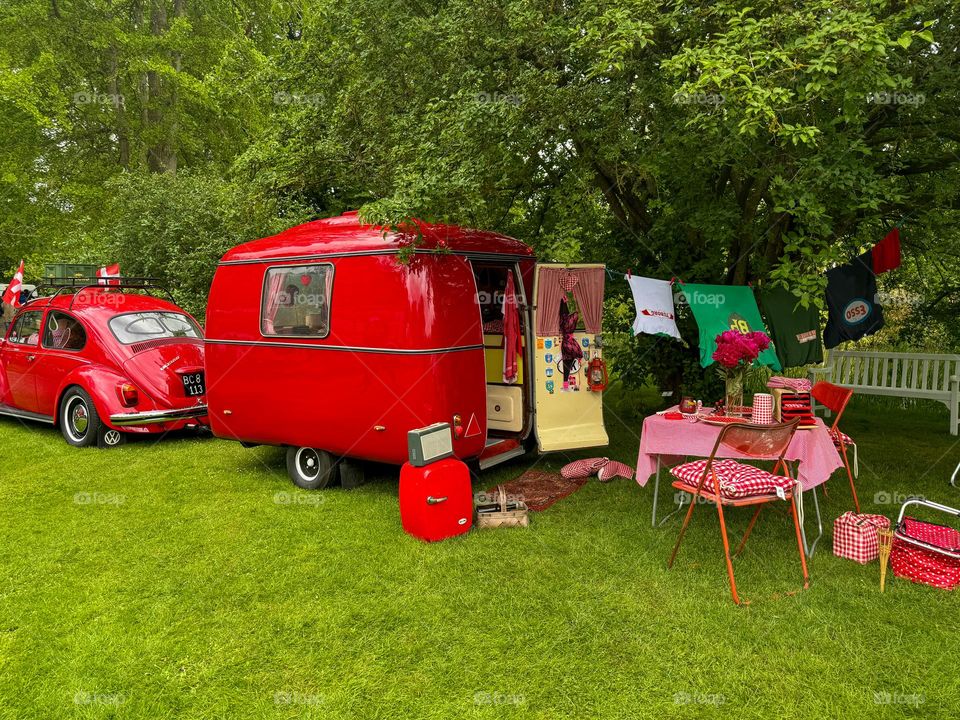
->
[97,263,121,286]
[2,260,25,308]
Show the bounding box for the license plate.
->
[181,371,206,397]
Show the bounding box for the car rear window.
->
[108,312,203,344]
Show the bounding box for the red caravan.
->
[205,211,609,488]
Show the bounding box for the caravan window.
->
[261,264,334,337]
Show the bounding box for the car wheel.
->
[60,388,101,448]
[98,427,127,448]
[338,459,366,490]
[286,446,338,490]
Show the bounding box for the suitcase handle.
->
[426,496,448,505]
[896,498,960,525]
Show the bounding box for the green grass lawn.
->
[1,399,958,719]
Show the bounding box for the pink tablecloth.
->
[636,415,843,491]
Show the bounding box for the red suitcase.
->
[399,457,473,542]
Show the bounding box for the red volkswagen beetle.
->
[0,281,208,447]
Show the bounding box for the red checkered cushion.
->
[597,460,634,482]
[670,459,795,499]
[829,428,855,447]
[558,273,579,292]
[560,458,608,479]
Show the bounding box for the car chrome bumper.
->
[109,405,208,426]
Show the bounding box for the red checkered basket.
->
[832,512,890,564]
[890,499,960,590]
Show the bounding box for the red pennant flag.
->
[872,228,901,275]
[97,263,121,286]
[2,260,25,308]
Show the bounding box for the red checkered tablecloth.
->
[636,413,843,491]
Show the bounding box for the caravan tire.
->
[286,446,338,490]
[338,459,366,490]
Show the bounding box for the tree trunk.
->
[146,0,169,173]
[167,0,184,175]
[107,42,130,168]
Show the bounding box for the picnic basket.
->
[890,499,960,590]
[475,485,529,529]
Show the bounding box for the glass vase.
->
[725,370,745,416]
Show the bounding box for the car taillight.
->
[118,383,139,407]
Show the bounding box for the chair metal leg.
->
[652,455,689,528]
[797,483,823,557]
[852,443,859,479]
[651,456,661,527]
[735,506,762,557]
[789,491,811,589]
[715,500,743,605]
[839,442,861,513]
[667,489,699,568]
[952,461,960,489]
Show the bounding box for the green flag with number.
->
[679,283,782,370]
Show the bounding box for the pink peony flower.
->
[712,329,771,368]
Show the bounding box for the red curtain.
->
[537,267,605,336]
[535,268,567,336]
[570,267,605,334]
[502,272,521,382]
[262,270,286,334]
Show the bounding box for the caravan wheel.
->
[286,446,338,490]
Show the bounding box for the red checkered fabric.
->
[558,272,579,292]
[669,459,795,500]
[832,512,890,564]
[560,458,608,479]
[829,428,855,447]
[891,517,960,590]
[598,460,634,482]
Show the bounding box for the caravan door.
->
[531,264,608,452]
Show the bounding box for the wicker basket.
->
[476,485,529,529]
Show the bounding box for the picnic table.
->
[636,411,844,555]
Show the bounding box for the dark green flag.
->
[759,286,824,368]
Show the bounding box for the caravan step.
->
[478,438,527,470]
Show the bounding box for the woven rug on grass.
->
[486,470,588,512]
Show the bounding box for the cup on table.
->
[753,393,774,424]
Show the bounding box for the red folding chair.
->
[667,420,808,605]
[811,381,860,513]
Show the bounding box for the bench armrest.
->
[808,365,833,385]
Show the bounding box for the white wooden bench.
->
[809,351,960,435]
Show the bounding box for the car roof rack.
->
[27,277,178,310]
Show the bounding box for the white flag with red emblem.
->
[2,260,25,308]
[97,263,121,286]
